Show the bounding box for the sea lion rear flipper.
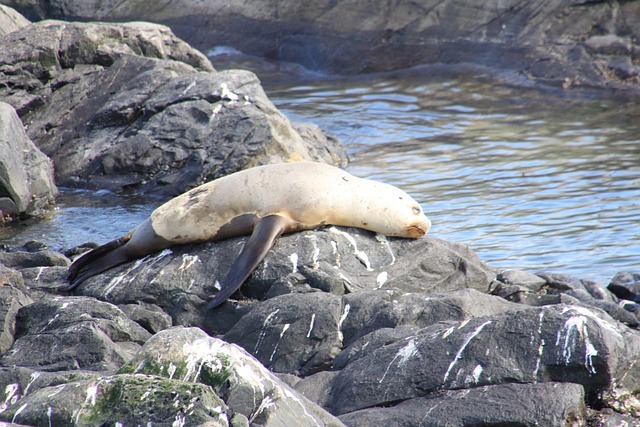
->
[64,235,131,291]
[207,214,292,309]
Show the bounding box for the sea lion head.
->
[342,179,431,238]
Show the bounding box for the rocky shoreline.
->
[4,0,640,94]
[1,4,640,426]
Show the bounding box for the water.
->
[2,50,639,284]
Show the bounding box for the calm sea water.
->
[2,50,638,284]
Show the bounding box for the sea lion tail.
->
[65,235,132,290]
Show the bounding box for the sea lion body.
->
[67,162,431,307]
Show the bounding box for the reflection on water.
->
[2,52,639,284]
[0,189,156,251]
[264,72,640,283]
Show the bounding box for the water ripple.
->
[268,74,640,283]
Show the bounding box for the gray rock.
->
[339,288,519,349]
[71,228,496,337]
[589,409,640,427]
[5,0,640,90]
[0,373,229,426]
[585,35,632,56]
[0,20,346,196]
[0,266,32,354]
[339,382,586,426]
[0,297,150,372]
[224,292,344,376]
[293,371,339,410]
[610,271,640,293]
[497,269,546,290]
[348,383,585,426]
[0,249,70,269]
[328,304,640,415]
[117,302,173,335]
[119,326,346,426]
[0,4,29,37]
[0,102,57,221]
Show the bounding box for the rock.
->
[0,4,29,37]
[293,371,339,409]
[493,270,640,326]
[335,288,522,367]
[4,0,640,91]
[327,304,640,416]
[118,326,345,426]
[610,271,640,295]
[70,228,496,336]
[0,20,346,197]
[0,248,70,269]
[0,297,150,372]
[497,269,546,290]
[0,266,33,354]
[585,35,632,56]
[223,292,344,376]
[339,382,586,426]
[0,373,229,426]
[0,102,57,222]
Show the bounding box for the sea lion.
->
[66,162,431,308]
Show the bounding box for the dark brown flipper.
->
[207,214,293,309]
[65,235,132,290]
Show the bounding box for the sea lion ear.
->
[207,214,293,309]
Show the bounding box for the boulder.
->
[327,303,640,416]
[0,372,230,426]
[0,239,639,423]
[339,382,586,427]
[0,102,57,222]
[493,270,640,326]
[0,20,346,197]
[0,4,29,37]
[69,228,496,336]
[0,266,32,355]
[0,297,151,372]
[118,326,345,426]
[4,0,640,91]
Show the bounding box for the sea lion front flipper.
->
[207,214,293,309]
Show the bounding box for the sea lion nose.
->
[407,218,431,237]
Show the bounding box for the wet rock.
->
[0,102,57,222]
[339,382,586,427]
[119,326,345,426]
[0,20,346,197]
[0,297,150,372]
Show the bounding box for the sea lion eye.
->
[412,207,421,215]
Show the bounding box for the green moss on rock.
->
[77,374,228,426]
